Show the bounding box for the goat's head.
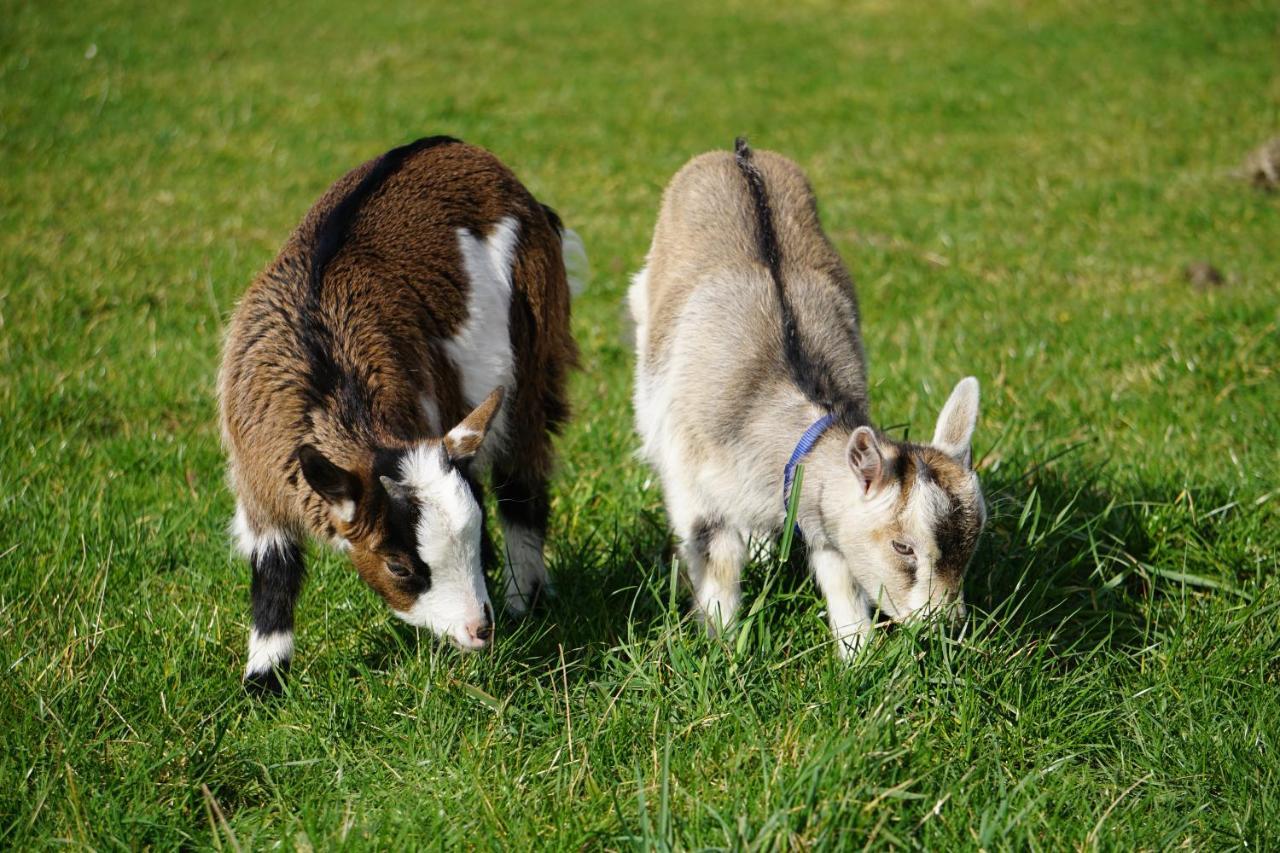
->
[296,387,505,650]
[823,378,985,625]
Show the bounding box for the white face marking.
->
[901,480,950,614]
[828,465,974,624]
[830,478,914,618]
[245,629,293,677]
[448,216,518,463]
[390,444,492,648]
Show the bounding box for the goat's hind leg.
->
[234,505,304,695]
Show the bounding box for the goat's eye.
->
[891,540,915,558]
[387,561,413,578]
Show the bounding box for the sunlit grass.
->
[1,0,1277,847]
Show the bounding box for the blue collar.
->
[783,413,837,537]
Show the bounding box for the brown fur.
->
[219,139,576,608]
[879,443,981,587]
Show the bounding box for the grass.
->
[2,0,1278,847]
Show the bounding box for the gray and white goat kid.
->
[219,137,580,693]
[629,139,985,659]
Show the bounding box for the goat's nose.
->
[469,603,494,644]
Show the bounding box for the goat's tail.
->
[540,203,590,297]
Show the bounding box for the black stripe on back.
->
[309,135,461,296]
[732,137,861,427]
[295,135,461,430]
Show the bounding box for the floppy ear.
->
[444,386,506,461]
[846,426,885,494]
[297,445,362,521]
[932,377,980,469]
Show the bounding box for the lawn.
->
[2,0,1278,847]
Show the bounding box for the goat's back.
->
[219,139,574,530]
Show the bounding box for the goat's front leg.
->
[810,547,873,661]
[681,521,746,636]
[493,466,553,616]
[234,506,305,695]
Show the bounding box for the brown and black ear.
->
[846,426,885,494]
[297,445,363,512]
[444,386,506,461]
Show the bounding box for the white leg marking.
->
[811,548,873,661]
[232,505,300,679]
[245,629,294,677]
[231,504,290,559]
[230,504,253,556]
[501,520,550,616]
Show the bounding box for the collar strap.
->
[783,413,837,537]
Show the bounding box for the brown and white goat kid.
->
[219,137,580,692]
[629,140,985,659]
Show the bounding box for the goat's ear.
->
[444,386,506,461]
[297,445,362,520]
[846,426,885,494]
[378,475,411,504]
[932,377,980,469]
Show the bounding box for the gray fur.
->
[631,144,986,658]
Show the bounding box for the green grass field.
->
[3,0,1279,847]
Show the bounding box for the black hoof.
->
[243,665,287,697]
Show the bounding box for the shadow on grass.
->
[354,504,674,674]
[964,457,1258,659]
[357,454,1254,681]
[968,463,1156,656]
